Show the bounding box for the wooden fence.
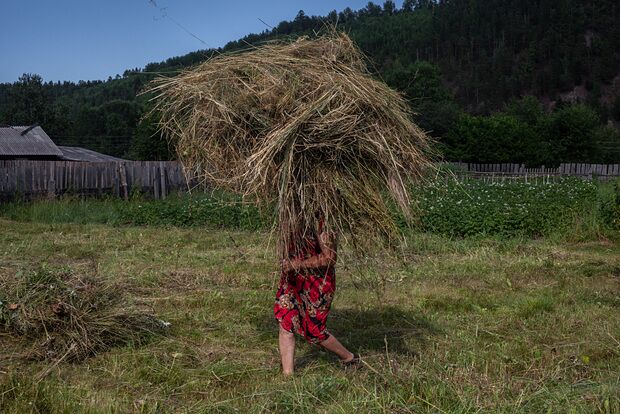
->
[448,162,620,181]
[0,160,193,201]
[1,160,619,202]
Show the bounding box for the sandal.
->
[341,353,361,368]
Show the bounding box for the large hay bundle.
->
[148,32,434,256]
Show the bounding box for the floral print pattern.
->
[274,231,335,344]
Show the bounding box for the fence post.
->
[119,162,129,201]
[47,163,55,199]
[159,161,167,199]
[153,164,160,199]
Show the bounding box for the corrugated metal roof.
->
[58,146,127,162]
[0,126,64,157]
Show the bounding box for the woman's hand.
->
[281,258,296,273]
[281,231,338,274]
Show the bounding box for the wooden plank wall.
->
[0,160,194,201]
[1,160,619,202]
[447,162,620,180]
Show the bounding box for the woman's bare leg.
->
[319,334,354,362]
[278,326,296,376]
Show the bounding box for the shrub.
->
[118,191,270,230]
[1,179,614,239]
[413,177,601,238]
[446,113,538,164]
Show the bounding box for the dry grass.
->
[0,267,168,363]
[147,31,434,257]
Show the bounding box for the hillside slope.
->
[0,0,618,162]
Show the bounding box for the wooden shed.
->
[0,126,126,162]
[0,125,65,160]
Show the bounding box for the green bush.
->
[445,113,540,165]
[547,104,601,163]
[118,192,270,230]
[443,100,612,166]
[413,177,607,238]
[613,179,620,228]
[1,178,615,239]
[0,192,271,231]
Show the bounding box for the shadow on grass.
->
[328,306,438,354]
[253,305,439,367]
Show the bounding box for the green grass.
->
[0,190,269,230]
[1,216,619,413]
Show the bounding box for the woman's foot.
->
[341,353,361,368]
[340,352,355,363]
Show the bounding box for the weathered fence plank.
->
[444,162,620,182]
[2,160,619,202]
[0,160,193,201]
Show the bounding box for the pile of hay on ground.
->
[0,267,168,362]
[148,31,434,256]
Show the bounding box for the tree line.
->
[1,0,618,164]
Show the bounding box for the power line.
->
[148,0,209,47]
[257,18,274,30]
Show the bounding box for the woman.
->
[273,217,359,375]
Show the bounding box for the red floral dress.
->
[273,229,336,344]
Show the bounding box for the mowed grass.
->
[0,218,619,413]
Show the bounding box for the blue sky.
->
[0,0,374,83]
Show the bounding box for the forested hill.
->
[1,0,619,164]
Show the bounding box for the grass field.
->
[1,214,619,413]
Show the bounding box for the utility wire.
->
[148,0,209,47]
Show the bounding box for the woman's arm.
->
[282,230,337,273]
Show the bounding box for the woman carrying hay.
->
[274,211,358,375]
[148,31,433,376]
